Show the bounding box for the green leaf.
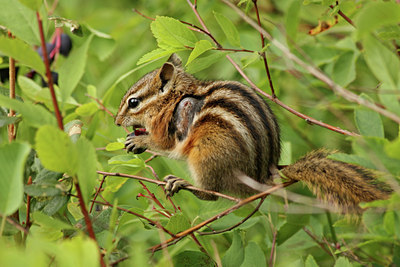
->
[277,214,310,245]
[0,0,40,45]
[305,255,319,267]
[214,11,241,47]
[18,75,42,100]
[332,51,357,87]
[285,0,301,43]
[18,0,43,10]
[186,51,228,73]
[0,142,31,216]
[383,211,395,235]
[24,184,63,197]
[0,94,56,128]
[75,102,98,117]
[137,48,183,65]
[334,257,353,267]
[222,230,245,267]
[356,2,400,39]
[35,125,78,175]
[0,36,45,75]
[105,142,124,151]
[54,235,100,267]
[32,211,74,230]
[354,94,384,138]
[76,137,98,205]
[151,16,197,49]
[186,40,213,66]
[166,213,191,234]
[59,35,93,104]
[172,251,215,267]
[240,242,266,267]
[363,35,400,90]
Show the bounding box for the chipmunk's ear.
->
[157,62,175,92]
[167,53,182,68]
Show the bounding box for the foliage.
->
[0,0,400,266]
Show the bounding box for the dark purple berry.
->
[36,43,56,64]
[59,34,72,57]
[41,71,58,87]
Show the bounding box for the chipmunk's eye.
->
[128,97,140,109]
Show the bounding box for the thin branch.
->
[252,0,276,97]
[36,12,64,130]
[221,0,400,125]
[86,197,176,237]
[96,171,241,202]
[303,227,335,257]
[74,182,106,267]
[86,94,115,118]
[199,196,266,236]
[330,2,355,27]
[225,55,359,136]
[7,31,16,142]
[150,181,296,252]
[0,215,29,235]
[90,175,107,213]
[24,176,33,241]
[269,230,277,267]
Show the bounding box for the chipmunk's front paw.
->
[164,175,191,197]
[125,131,148,154]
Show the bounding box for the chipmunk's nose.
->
[114,115,122,126]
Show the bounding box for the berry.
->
[36,43,55,64]
[41,71,59,87]
[134,128,148,136]
[59,34,72,57]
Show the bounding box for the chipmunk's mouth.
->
[133,127,148,136]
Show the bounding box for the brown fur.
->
[115,54,392,210]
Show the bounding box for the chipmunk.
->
[115,54,392,211]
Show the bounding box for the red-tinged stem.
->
[7,31,16,142]
[36,11,64,130]
[90,175,107,213]
[75,182,106,267]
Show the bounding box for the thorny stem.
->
[74,182,106,267]
[150,181,296,252]
[36,12,64,130]
[252,0,276,98]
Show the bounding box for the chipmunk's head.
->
[115,54,183,129]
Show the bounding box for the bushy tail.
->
[281,150,392,212]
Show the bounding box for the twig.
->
[225,55,359,136]
[139,181,172,217]
[252,0,276,98]
[24,176,33,241]
[7,31,16,142]
[303,227,335,257]
[150,181,296,252]
[86,94,115,118]
[269,230,277,267]
[89,175,107,213]
[330,2,355,27]
[96,171,241,202]
[85,197,176,237]
[36,12,64,130]
[0,215,29,235]
[74,182,106,267]
[221,0,400,125]
[199,196,266,236]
